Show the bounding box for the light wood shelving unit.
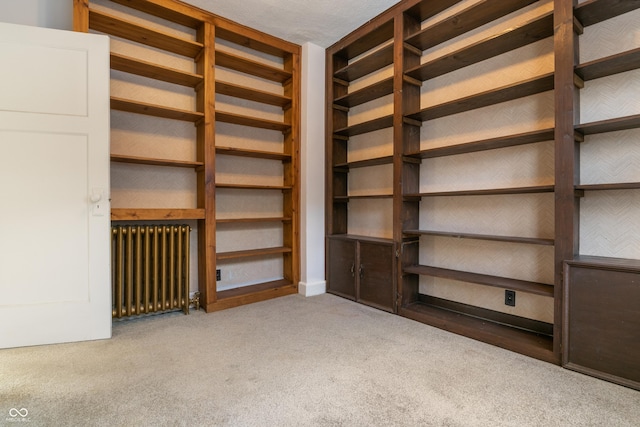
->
[74,0,300,312]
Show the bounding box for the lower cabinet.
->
[563,257,640,390]
[327,236,395,312]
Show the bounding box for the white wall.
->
[0,0,72,30]
[299,42,326,296]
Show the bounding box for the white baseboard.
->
[298,280,326,297]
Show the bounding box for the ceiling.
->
[182,0,401,48]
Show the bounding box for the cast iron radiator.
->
[111,225,191,318]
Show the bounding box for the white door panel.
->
[0,23,111,348]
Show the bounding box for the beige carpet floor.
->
[1,293,639,426]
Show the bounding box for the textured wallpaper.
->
[578,9,640,259]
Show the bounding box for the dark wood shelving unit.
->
[326,14,398,313]
[560,0,640,388]
[328,0,569,365]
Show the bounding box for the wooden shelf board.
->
[405,0,537,51]
[400,300,555,363]
[206,279,297,312]
[334,115,394,137]
[574,0,640,27]
[111,52,202,87]
[404,229,554,246]
[216,183,291,190]
[568,255,640,271]
[111,154,203,169]
[406,185,555,198]
[406,12,553,81]
[110,0,206,29]
[216,50,291,83]
[334,44,394,82]
[576,182,640,191]
[407,128,555,159]
[334,194,394,201]
[216,217,291,224]
[575,114,640,136]
[575,46,640,81]
[111,97,204,122]
[333,77,394,108]
[216,111,290,132]
[335,155,394,169]
[333,20,394,61]
[216,246,292,261]
[404,264,554,297]
[111,208,205,221]
[407,73,554,122]
[327,234,394,245]
[215,26,295,59]
[216,81,291,107]
[215,146,291,161]
[405,0,463,22]
[89,9,202,58]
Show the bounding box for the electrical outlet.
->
[216,269,221,281]
[505,290,516,306]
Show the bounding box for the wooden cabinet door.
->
[327,238,356,299]
[358,242,395,312]
[564,263,640,390]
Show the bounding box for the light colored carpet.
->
[1,293,638,426]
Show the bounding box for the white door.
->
[0,23,111,348]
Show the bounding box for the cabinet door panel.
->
[359,242,394,312]
[565,266,640,389]
[327,239,356,299]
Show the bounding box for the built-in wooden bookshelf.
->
[74,0,300,312]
